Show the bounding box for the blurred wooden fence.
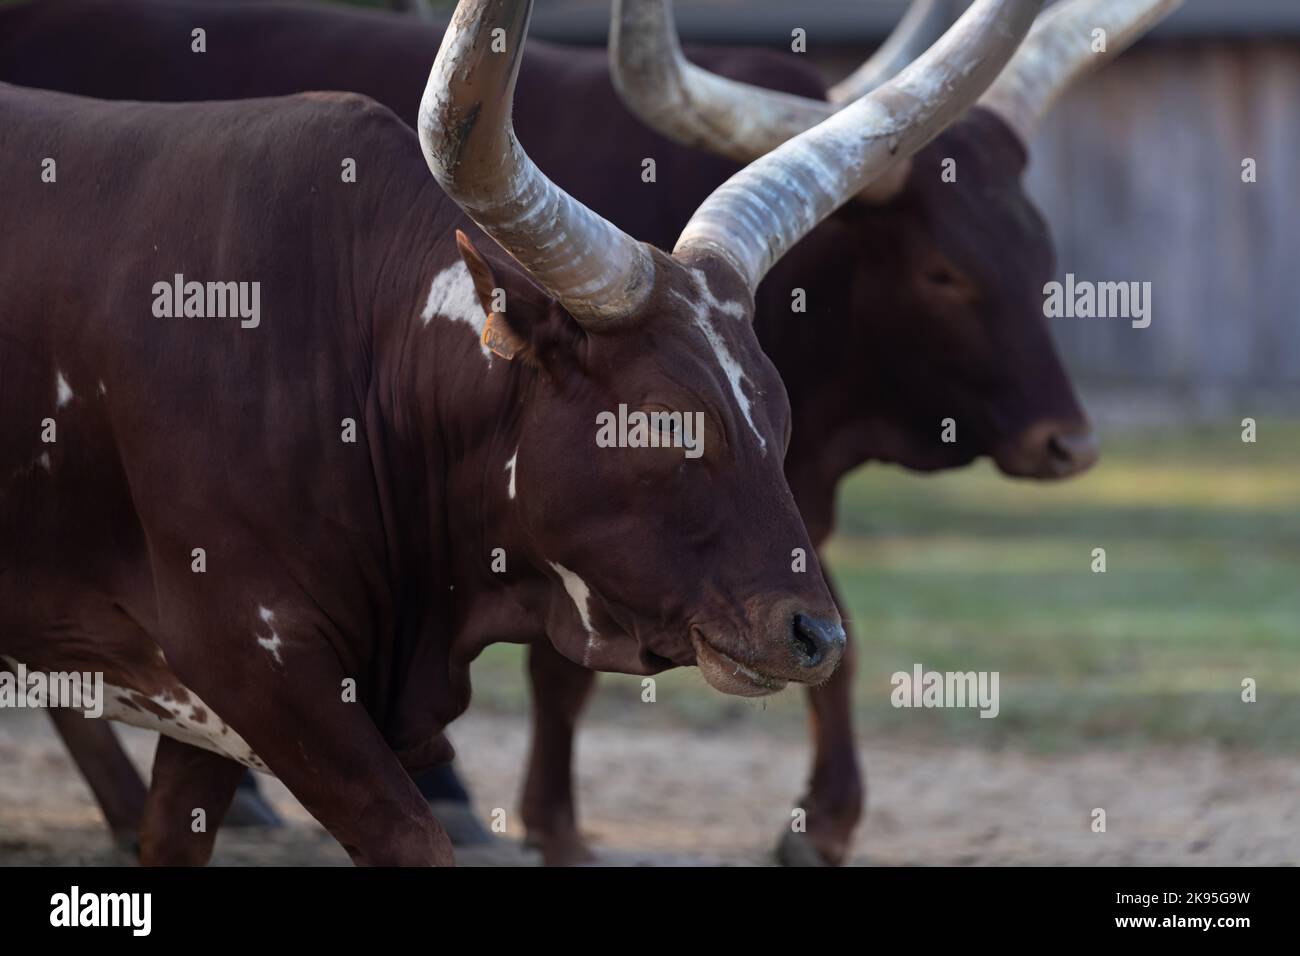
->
[1022,41,1300,405]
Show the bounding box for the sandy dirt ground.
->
[2,707,1297,866]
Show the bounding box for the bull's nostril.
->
[791,613,821,665]
[791,613,846,669]
[1047,429,1099,473]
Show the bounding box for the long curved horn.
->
[827,0,961,105]
[420,0,653,326]
[979,0,1182,143]
[609,0,834,166]
[675,0,1042,294]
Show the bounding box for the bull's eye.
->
[920,264,980,305]
[630,401,714,467]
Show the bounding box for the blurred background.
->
[2,0,1296,865]
[431,0,1300,754]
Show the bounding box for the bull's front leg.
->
[158,618,455,867]
[520,639,597,866]
[778,572,864,867]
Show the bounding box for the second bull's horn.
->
[979,0,1183,143]
[673,0,1043,294]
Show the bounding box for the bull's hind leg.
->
[778,575,864,867]
[138,735,247,865]
[45,708,147,851]
[4,598,157,853]
[521,639,597,865]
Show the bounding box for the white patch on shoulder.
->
[504,448,518,500]
[675,270,765,452]
[255,606,284,665]
[548,561,603,665]
[420,261,492,363]
[55,370,74,408]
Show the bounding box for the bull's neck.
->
[750,248,868,544]
[366,194,545,651]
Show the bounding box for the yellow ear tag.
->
[482,312,525,360]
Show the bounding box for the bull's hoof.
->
[524,831,598,866]
[113,829,141,858]
[223,788,284,828]
[428,800,494,847]
[775,830,833,867]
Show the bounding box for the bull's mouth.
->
[690,633,787,698]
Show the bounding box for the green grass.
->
[469,421,1300,752]
[824,421,1300,751]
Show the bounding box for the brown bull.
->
[0,0,1044,864]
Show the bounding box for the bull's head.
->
[611,0,1181,482]
[419,0,1039,694]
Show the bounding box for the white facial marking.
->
[421,261,492,363]
[504,448,518,500]
[97,380,107,397]
[55,371,74,408]
[548,561,604,665]
[549,562,596,635]
[255,605,284,665]
[37,452,51,472]
[675,270,765,451]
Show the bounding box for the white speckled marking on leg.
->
[102,681,269,772]
[4,655,267,771]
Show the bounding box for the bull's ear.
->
[455,229,585,374]
[456,229,527,360]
